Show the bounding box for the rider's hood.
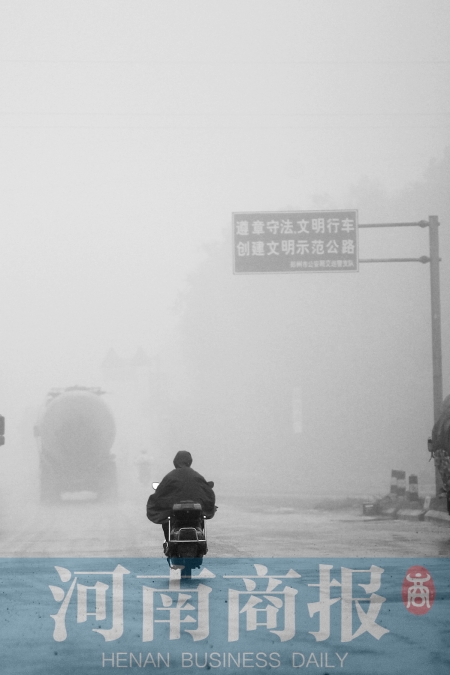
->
[173,450,193,468]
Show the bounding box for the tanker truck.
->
[35,386,118,502]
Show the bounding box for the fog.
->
[0,1,449,530]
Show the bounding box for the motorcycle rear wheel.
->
[171,544,203,578]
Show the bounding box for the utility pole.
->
[428,216,444,495]
[428,215,443,421]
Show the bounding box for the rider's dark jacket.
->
[146,460,216,524]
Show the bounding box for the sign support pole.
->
[359,216,443,497]
[233,212,444,497]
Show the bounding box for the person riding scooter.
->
[146,451,216,541]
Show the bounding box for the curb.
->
[396,508,427,521]
[371,499,424,520]
[368,502,449,524]
[423,509,450,525]
[380,506,401,518]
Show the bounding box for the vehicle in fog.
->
[35,386,117,502]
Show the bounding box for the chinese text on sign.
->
[233,210,359,274]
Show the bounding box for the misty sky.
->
[1,0,449,407]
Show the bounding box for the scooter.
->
[152,482,210,578]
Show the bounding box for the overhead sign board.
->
[233,209,359,274]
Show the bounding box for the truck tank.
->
[37,386,117,502]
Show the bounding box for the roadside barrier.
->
[408,474,419,501]
[390,469,399,496]
[390,469,407,497]
[368,470,450,524]
[397,470,406,498]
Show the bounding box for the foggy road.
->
[0,493,448,559]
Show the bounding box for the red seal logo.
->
[402,565,435,615]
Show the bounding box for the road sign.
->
[233,209,358,274]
